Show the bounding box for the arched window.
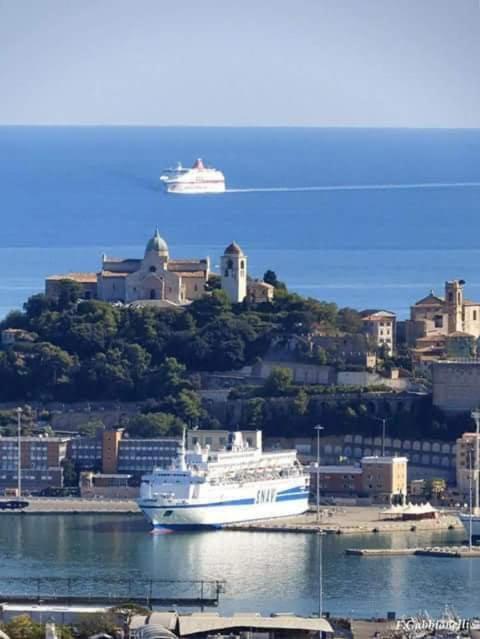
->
[149,265,156,273]
[227,259,233,270]
[240,260,245,270]
[150,289,156,299]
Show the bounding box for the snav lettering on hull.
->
[256,488,277,504]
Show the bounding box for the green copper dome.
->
[145,228,169,256]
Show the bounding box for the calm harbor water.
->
[0,513,476,618]
[1,126,480,319]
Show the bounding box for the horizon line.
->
[1,123,480,131]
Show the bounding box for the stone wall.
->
[432,360,480,413]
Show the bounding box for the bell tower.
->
[445,279,465,333]
[221,242,247,303]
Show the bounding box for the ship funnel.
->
[193,158,205,169]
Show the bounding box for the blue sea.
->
[1,126,480,320]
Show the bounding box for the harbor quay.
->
[0,499,463,536]
[0,496,140,514]
[223,505,462,535]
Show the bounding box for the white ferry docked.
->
[160,158,226,194]
[138,431,309,530]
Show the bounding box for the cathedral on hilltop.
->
[46,230,274,307]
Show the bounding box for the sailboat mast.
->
[472,409,480,515]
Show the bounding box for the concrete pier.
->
[346,545,480,558]
[0,498,140,514]
[224,507,462,535]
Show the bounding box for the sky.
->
[1,0,480,127]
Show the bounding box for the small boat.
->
[160,158,226,194]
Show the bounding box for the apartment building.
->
[456,431,480,495]
[0,436,69,492]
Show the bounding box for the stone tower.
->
[445,279,465,333]
[221,242,247,303]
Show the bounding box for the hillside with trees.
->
[0,277,363,404]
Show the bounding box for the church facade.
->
[46,230,274,307]
[405,279,480,346]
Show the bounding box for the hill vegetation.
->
[0,278,363,405]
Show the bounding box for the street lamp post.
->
[468,445,474,551]
[472,409,480,518]
[313,424,324,625]
[314,425,324,523]
[16,407,22,497]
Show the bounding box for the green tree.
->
[338,307,363,333]
[245,398,265,429]
[56,280,84,310]
[79,419,104,437]
[263,270,286,291]
[189,290,231,325]
[3,615,44,639]
[30,342,76,390]
[62,458,79,487]
[23,294,55,318]
[125,412,185,438]
[175,389,203,424]
[293,389,309,416]
[263,367,293,396]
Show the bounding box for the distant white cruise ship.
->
[160,158,226,194]
[138,431,309,530]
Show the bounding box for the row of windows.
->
[0,473,54,480]
[119,446,177,452]
[71,444,102,450]
[118,455,173,461]
[0,464,50,470]
[71,453,102,459]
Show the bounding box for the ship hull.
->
[163,181,226,195]
[459,513,480,541]
[139,480,309,529]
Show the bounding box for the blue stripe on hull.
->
[141,490,309,511]
[276,491,309,501]
[141,497,255,509]
[277,485,306,495]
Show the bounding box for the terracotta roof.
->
[169,259,208,265]
[463,300,480,307]
[100,271,129,278]
[413,293,445,306]
[47,272,97,283]
[169,261,208,272]
[175,271,206,277]
[360,309,395,320]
